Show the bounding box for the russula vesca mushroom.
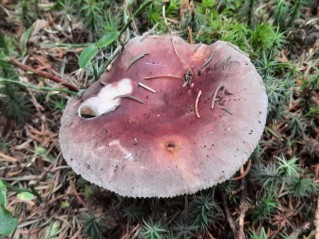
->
[59,35,268,198]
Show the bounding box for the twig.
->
[194,43,202,52]
[227,42,249,57]
[126,52,149,71]
[114,95,145,104]
[195,90,202,118]
[221,107,233,115]
[238,193,248,239]
[0,77,77,95]
[315,197,319,239]
[29,184,43,203]
[144,75,181,80]
[188,26,193,44]
[197,49,216,75]
[8,59,79,92]
[123,1,131,40]
[93,64,98,81]
[71,182,89,208]
[223,56,231,71]
[119,1,154,36]
[140,23,159,42]
[40,43,91,48]
[222,191,238,238]
[0,151,19,163]
[127,8,139,35]
[206,231,216,239]
[162,5,171,33]
[315,164,319,181]
[171,37,189,67]
[238,167,248,239]
[97,48,122,80]
[66,14,75,43]
[196,25,204,40]
[122,224,140,239]
[138,82,157,93]
[231,159,252,181]
[160,16,179,24]
[182,195,189,218]
[211,83,224,109]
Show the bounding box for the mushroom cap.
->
[59,35,268,198]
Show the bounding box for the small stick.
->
[162,5,171,32]
[227,42,249,57]
[138,82,157,93]
[222,191,238,238]
[70,228,82,239]
[223,56,231,71]
[315,164,319,181]
[197,49,216,75]
[0,151,19,163]
[140,23,159,42]
[171,38,189,67]
[105,46,122,72]
[0,76,77,95]
[222,107,233,115]
[144,75,181,80]
[211,83,224,109]
[193,44,202,54]
[196,25,204,40]
[126,52,149,71]
[160,16,179,24]
[8,58,79,92]
[195,90,202,118]
[315,198,319,238]
[119,0,154,36]
[67,14,75,42]
[230,159,252,181]
[127,8,139,35]
[238,166,249,239]
[114,95,145,104]
[71,183,89,208]
[188,26,193,44]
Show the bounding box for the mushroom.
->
[59,35,268,198]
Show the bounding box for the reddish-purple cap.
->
[59,35,268,197]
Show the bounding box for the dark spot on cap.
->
[166,141,177,152]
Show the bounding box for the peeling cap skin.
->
[59,35,268,198]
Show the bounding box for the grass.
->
[0,0,318,238]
